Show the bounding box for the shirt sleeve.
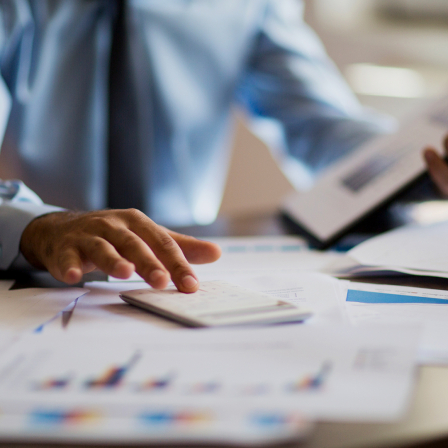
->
[236,0,397,189]
[0,180,63,270]
[0,4,65,270]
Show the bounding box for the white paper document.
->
[63,282,183,332]
[0,280,14,291]
[0,400,311,446]
[0,288,88,332]
[0,330,21,353]
[0,324,418,446]
[282,95,448,246]
[343,281,448,364]
[325,254,448,279]
[206,273,346,326]
[349,220,448,276]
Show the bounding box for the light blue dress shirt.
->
[0,0,393,270]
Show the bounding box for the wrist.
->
[19,211,73,270]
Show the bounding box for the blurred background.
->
[219,0,448,219]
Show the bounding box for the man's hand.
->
[424,135,448,196]
[20,209,221,292]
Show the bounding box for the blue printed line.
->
[347,289,448,305]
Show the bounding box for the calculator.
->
[120,281,312,327]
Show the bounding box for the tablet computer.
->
[282,96,448,248]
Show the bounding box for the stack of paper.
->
[327,220,448,278]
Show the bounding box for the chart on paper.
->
[0,324,418,422]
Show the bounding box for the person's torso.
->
[0,0,268,225]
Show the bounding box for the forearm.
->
[238,0,396,179]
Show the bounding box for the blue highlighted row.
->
[347,289,448,305]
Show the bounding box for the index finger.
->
[123,211,200,293]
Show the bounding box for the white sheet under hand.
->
[0,288,88,332]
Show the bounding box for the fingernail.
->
[182,275,198,289]
[64,268,82,284]
[149,269,166,283]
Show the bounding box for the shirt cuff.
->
[0,202,64,270]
